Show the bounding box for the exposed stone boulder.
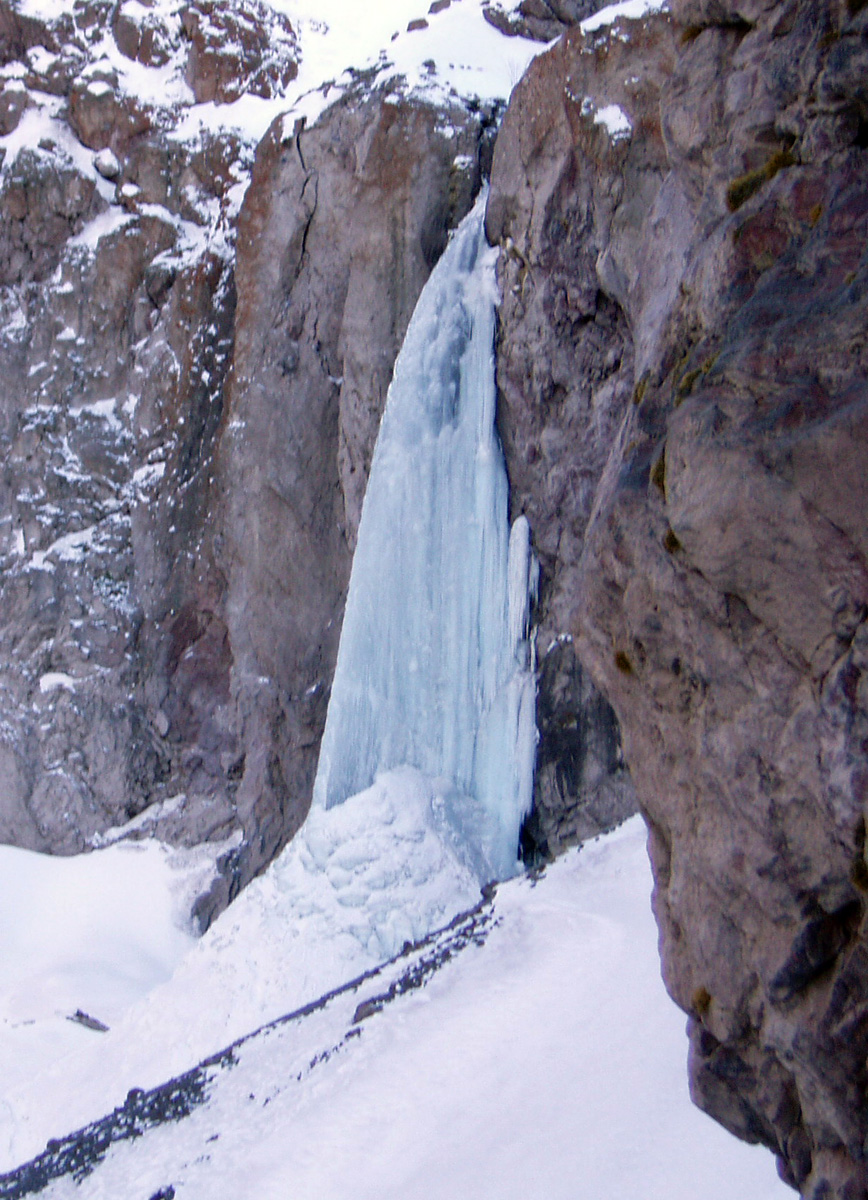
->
[0,77,26,134]
[482,0,606,42]
[491,1,868,1194]
[0,0,65,64]
[0,146,103,284]
[112,1,175,68]
[68,72,152,151]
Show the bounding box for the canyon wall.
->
[489,1,868,1195]
[0,0,497,922]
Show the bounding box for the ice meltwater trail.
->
[313,194,537,882]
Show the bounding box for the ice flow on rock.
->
[313,194,537,882]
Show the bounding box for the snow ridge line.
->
[0,887,498,1198]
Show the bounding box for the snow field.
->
[0,838,212,1155]
[20,819,791,1200]
[1,768,484,1169]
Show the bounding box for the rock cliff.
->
[489,1,868,1195]
[0,0,259,860]
[0,0,496,920]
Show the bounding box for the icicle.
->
[313,192,537,882]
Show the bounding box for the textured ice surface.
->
[314,196,537,882]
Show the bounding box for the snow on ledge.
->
[594,102,632,140]
[581,0,669,33]
[38,672,76,694]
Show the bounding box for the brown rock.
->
[491,1,868,1194]
[0,146,102,285]
[482,0,604,42]
[180,0,298,105]
[112,3,174,68]
[68,73,151,152]
[0,79,26,134]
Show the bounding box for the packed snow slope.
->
[0,817,790,1200]
[0,835,223,1124]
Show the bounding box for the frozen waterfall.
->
[313,194,537,883]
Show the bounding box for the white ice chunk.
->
[73,397,121,429]
[69,209,135,251]
[131,460,166,490]
[29,524,98,570]
[94,148,121,180]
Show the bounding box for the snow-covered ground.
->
[1,816,790,1199]
[3,0,670,199]
[0,838,214,1116]
[4,0,551,158]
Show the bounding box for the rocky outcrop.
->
[0,0,256,859]
[482,0,605,43]
[490,1,868,1194]
[490,11,655,858]
[179,0,298,104]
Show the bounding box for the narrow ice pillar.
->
[313,194,537,882]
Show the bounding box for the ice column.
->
[312,194,537,882]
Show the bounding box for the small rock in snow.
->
[67,1009,109,1033]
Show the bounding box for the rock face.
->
[490,1,868,1195]
[0,0,256,860]
[0,0,495,922]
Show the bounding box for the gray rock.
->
[491,2,868,1194]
